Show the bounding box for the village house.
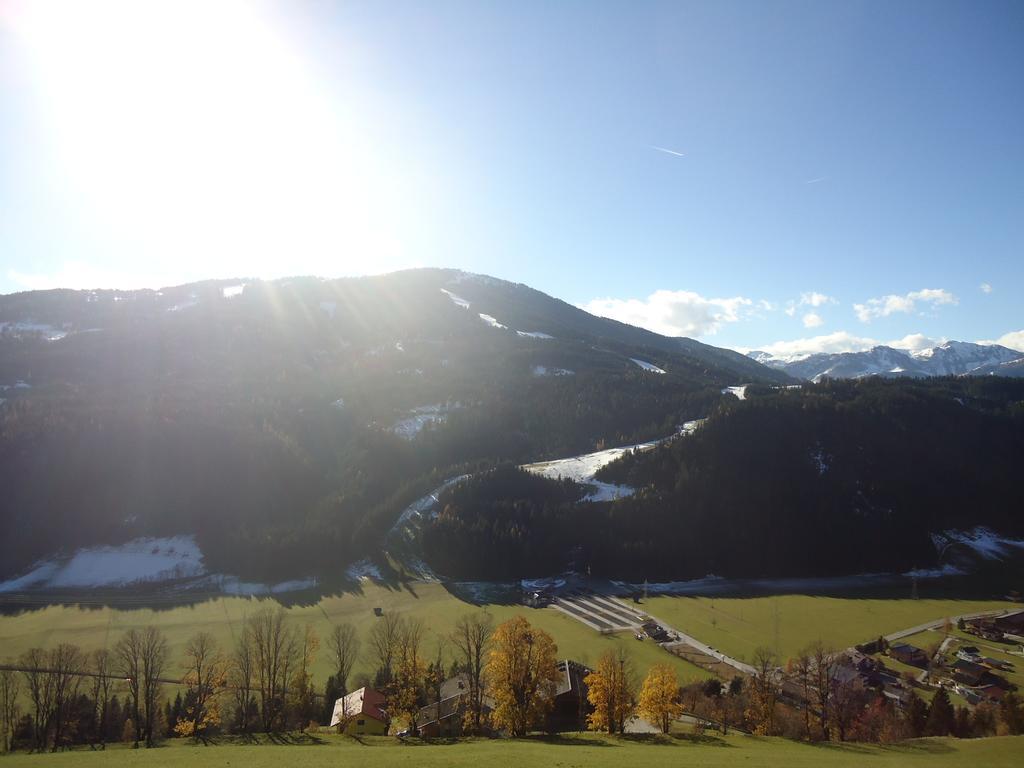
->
[951,659,989,688]
[964,618,1004,642]
[994,610,1024,637]
[329,687,389,735]
[887,643,929,669]
[417,673,495,738]
[956,645,982,663]
[416,661,593,736]
[546,660,593,732]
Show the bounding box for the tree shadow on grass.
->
[265,732,327,746]
[616,732,732,748]
[522,734,619,747]
[394,736,463,747]
[804,738,955,756]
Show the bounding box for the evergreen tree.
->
[925,688,955,736]
[322,675,341,726]
[171,693,184,735]
[905,692,928,737]
[107,696,123,743]
[999,691,1023,735]
[954,706,972,739]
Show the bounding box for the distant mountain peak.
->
[749,340,1024,381]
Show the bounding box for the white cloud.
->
[853,288,957,322]
[980,282,993,294]
[887,333,943,353]
[802,312,824,328]
[977,330,1024,353]
[582,290,753,337]
[748,331,881,361]
[799,291,836,308]
[784,291,836,318]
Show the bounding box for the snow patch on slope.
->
[0,536,205,591]
[440,288,470,309]
[206,575,317,595]
[931,527,1024,560]
[521,421,701,502]
[345,559,383,582]
[722,385,747,400]
[0,322,67,341]
[478,313,507,330]
[630,358,666,374]
[532,365,574,377]
[390,403,459,439]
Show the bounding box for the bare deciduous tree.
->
[812,642,838,741]
[230,620,256,734]
[327,623,360,697]
[89,649,114,750]
[0,665,20,753]
[366,611,403,687]
[115,626,168,748]
[793,650,813,740]
[48,643,85,751]
[20,647,54,752]
[450,612,493,734]
[250,608,298,732]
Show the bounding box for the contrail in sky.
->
[651,145,685,157]
[805,177,826,184]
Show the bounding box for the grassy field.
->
[0,581,712,687]
[2,732,1023,768]
[641,594,1016,664]
[2,585,1016,699]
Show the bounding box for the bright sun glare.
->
[7,0,410,285]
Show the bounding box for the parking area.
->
[552,590,648,633]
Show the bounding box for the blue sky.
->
[0,0,1021,355]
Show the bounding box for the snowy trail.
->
[384,423,704,575]
[520,419,702,501]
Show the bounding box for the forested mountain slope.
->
[423,378,1024,580]
[0,269,785,582]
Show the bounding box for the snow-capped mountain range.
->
[748,341,1024,382]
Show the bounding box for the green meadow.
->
[641,594,1016,664]
[0,581,713,686]
[2,732,1023,768]
[2,585,1016,689]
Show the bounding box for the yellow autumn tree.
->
[288,623,321,726]
[585,648,635,733]
[485,616,560,736]
[390,618,426,733]
[637,663,681,734]
[175,632,227,739]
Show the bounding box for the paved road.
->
[883,609,1007,643]
[550,590,757,676]
[605,596,757,676]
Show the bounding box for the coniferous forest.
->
[423,377,1024,580]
